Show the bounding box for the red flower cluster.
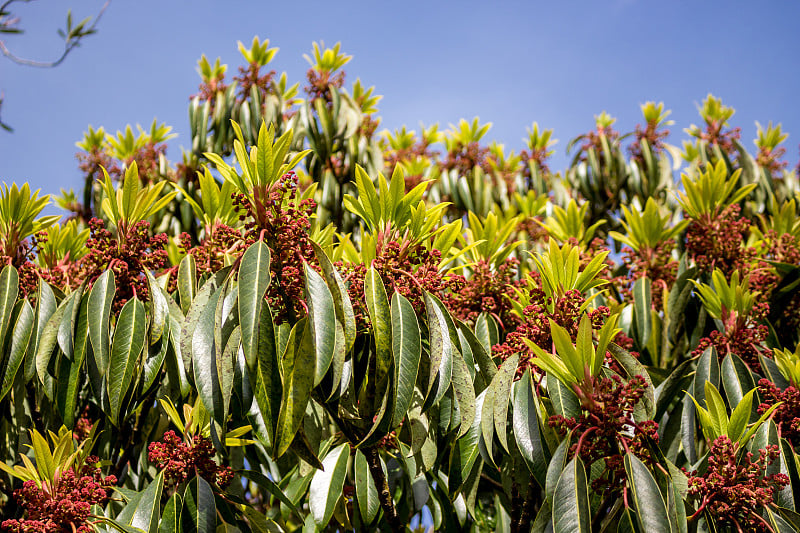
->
[444,258,522,329]
[340,240,450,333]
[1,458,116,533]
[81,218,168,312]
[177,224,243,278]
[492,287,610,377]
[621,240,679,310]
[233,172,317,324]
[691,306,770,372]
[549,374,659,494]
[305,68,345,103]
[686,204,753,275]
[697,120,742,157]
[440,141,490,176]
[758,379,800,446]
[686,435,788,531]
[234,62,276,104]
[147,430,234,489]
[628,117,670,167]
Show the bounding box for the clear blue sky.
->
[1,0,799,209]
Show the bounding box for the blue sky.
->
[1,0,799,210]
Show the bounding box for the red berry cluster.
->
[147,430,234,490]
[81,218,168,312]
[686,204,753,275]
[685,435,788,531]
[232,172,317,324]
[1,458,116,533]
[758,379,800,446]
[549,374,659,494]
[443,258,523,329]
[492,287,610,378]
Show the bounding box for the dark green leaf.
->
[0,265,19,351]
[365,267,393,403]
[305,264,336,387]
[632,276,652,347]
[275,318,315,457]
[391,292,421,429]
[624,453,670,533]
[309,443,349,527]
[181,476,216,533]
[721,353,755,408]
[311,241,356,353]
[0,299,32,401]
[87,270,115,375]
[553,457,591,533]
[107,298,146,426]
[238,240,271,373]
[158,493,181,533]
[130,471,163,533]
[355,450,380,525]
[239,469,302,520]
[513,370,549,488]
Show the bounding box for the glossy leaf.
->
[625,453,670,533]
[107,297,146,426]
[390,292,421,429]
[552,457,591,533]
[310,443,350,527]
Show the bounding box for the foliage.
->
[0,36,799,533]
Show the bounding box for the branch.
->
[0,0,110,68]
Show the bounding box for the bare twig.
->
[0,0,110,68]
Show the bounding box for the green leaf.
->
[130,471,164,533]
[26,280,56,382]
[632,277,652,347]
[0,265,19,352]
[693,346,720,408]
[424,292,455,408]
[391,292,421,429]
[624,453,670,533]
[459,321,496,388]
[311,241,356,353]
[177,254,196,316]
[239,469,302,520]
[275,318,316,457]
[254,302,281,446]
[481,353,518,459]
[354,450,380,525]
[704,381,728,437]
[107,298,146,426]
[451,352,476,439]
[238,240,271,374]
[449,390,484,493]
[728,389,754,443]
[0,299,33,401]
[181,476,216,533]
[721,353,755,407]
[552,457,591,533]
[305,264,336,387]
[158,493,181,533]
[365,268,393,402]
[310,443,350,527]
[513,370,549,488]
